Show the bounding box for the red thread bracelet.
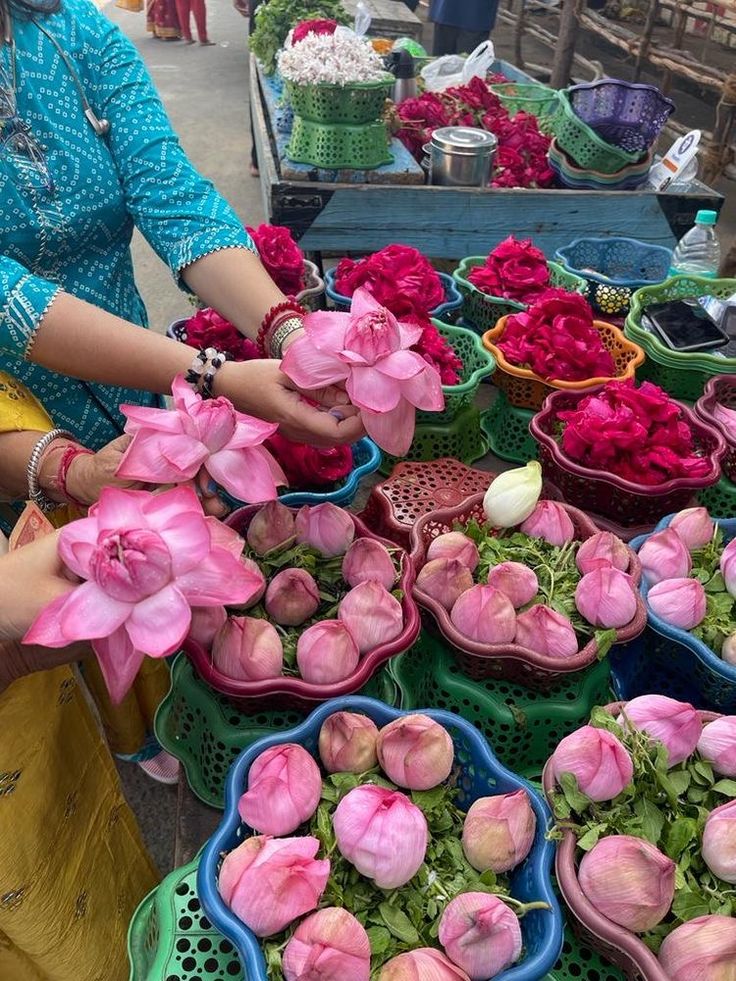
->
[257,300,307,356]
[58,444,94,508]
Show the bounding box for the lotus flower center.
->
[190,397,237,451]
[345,310,400,361]
[92,529,173,602]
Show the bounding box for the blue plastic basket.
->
[324,268,464,320]
[610,514,736,712]
[554,237,672,317]
[197,695,563,981]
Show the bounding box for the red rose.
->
[247,224,305,296]
[334,244,445,315]
[184,307,261,361]
[468,236,550,303]
[291,19,338,44]
[265,433,352,489]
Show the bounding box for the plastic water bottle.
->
[669,209,721,278]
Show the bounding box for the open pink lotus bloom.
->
[23,486,263,703]
[281,288,445,456]
[117,375,286,503]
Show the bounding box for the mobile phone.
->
[642,301,729,352]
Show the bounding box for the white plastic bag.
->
[420,40,495,92]
[353,0,372,37]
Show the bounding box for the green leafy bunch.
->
[680,526,736,658]
[250,0,350,74]
[461,520,618,659]
[549,707,736,953]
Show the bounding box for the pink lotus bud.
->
[296,503,355,557]
[462,790,536,873]
[722,632,736,665]
[576,532,630,575]
[380,949,470,981]
[188,605,227,648]
[416,558,474,612]
[578,835,675,932]
[647,577,706,630]
[338,580,404,654]
[282,908,371,981]
[548,725,633,801]
[698,717,736,777]
[238,743,322,835]
[218,835,329,937]
[574,567,637,628]
[450,585,516,644]
[702,799,736,883]
[439,892,522,980]
[670,507,715,550]
[514,605,578,658]
[487,561,539,608]
[246,500,296,555]
[617,694,701,766]
[659,915,736,979]
[296,620,359,684]
[376,713,454,790]
[265,567,320,626]
[638,528,691,585]
[721,538,736,598]
[318,711,379,773]
[520,501,575,547]
[333,785,428,888]
[212,616,283,681]
[426,532,480,572]
[342,538,396,590]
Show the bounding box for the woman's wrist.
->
[38,442,93,506]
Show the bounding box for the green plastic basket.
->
[481,392,538,464]
[287,117,392,169]
[453,258,588,333]
[545,920,626,981]
[284,77,392,124]
[490,81,561,135]
[379,402,489,476]
[555,90,641,174]
[390,631,613,781]
[155,653,399,809]
[698,475,736,517]
[417,320,495,424]
[128,855,243,981]
[635,343,713,401]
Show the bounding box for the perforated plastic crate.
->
[481,393,538,464]
[378,403,489,475]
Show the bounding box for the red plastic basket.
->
[695,374,736,484]
[543,705,719,981]
[184,507,420,711]
[531,386,725,528]
[409,493,646,689]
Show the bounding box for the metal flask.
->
[423,126,498,188]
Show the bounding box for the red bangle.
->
[257,300,307,356]
[58,445,94,508]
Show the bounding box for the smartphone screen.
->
[644,301,729,352]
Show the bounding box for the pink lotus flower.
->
[338,580,404,653]
[658,915,736,979]
[247,501,296,555]
[669,507,715,550]
[578,835,675,932]
[575,532,630,575]
[647,577,706,631]
[638,528,691,585]
[117,375,286,503]
[218,835,329,937]
[514,605,578,658]
[342,538,397,590]
[617,694,701,766]
[462,790,536,873]
[416,558,474,612]
[520,501,575,547]
[574,567,637,628]
[697,717,736,777]
[487,561,539,609]
[702,799,736,883]
[265,568,320,626]
[24,486,262,703]
[318,711,379,773]
[439,892,522,980]
[333,785,428,888]
[295,503,355,558]
[450,585,517,644]
[721,538,736,598]
[281,288,444,456]
[380,949,470,980]
[426,532,479,572]
[188,605,227,648]
[212,616,283,681]
[296,620,359,684]
[548,725,633,801]
[238,743,322,836]
[282,908,371,981]
[376,714,454,790]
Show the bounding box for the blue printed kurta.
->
[0,0,254,448]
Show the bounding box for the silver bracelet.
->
[27,428,74,513]
[270,316,305,359]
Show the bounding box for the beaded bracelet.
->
[184,347,230,399]
[257,299,307,357]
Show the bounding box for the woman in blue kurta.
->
[429,0,500,56]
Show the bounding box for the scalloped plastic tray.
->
[378,402,489,475]
[481,393,538,464]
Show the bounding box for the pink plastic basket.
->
[531,386,725,528]
[184,507,420,711]
[408,493,646,689]
[695,374,736,483]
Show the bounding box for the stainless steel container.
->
[422,127,497,188]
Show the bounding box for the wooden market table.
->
[251,56,724,259]
[342,0,423,39]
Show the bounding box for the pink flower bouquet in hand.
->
[23,486,264,702]
[116,375,286,503]
[281,289,445,456]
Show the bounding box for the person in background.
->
[146,0,182,40]
[429,0,499,56]
[176,0,215,44]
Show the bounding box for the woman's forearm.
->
[0,431,43,501]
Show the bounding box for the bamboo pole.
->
[551,0,584,87]
[634,0,661,81]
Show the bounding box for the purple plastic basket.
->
[568,78,675,154]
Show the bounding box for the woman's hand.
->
[0,531,79,643]
[63,435,139,506]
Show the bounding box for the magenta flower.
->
[23,486,263,703]
[281,288,445,455]
[117,374,286,503]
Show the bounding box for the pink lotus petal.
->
[58,580,133,641]
[228,417,280,450]
[350,287,382,319]
[90,487,149,534]
[120,402,185,435]
[172,373,202,414]
[140,484,204,526]
[206,517,245,558]
[374,349,426,380]
[157,510,213,577]
[397,321,424,348]
[361,400,416,457]
[207,447,284,502]
[93,629,146,705]
[346,366,402,413]
[177,548,265,606]
[124,584,191,657]
[304,310,351,352]
[23,592,78,648]
[116,432,207,482]
[281,336,350,390]
[399,364,445,411]
[58,518,100,579]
